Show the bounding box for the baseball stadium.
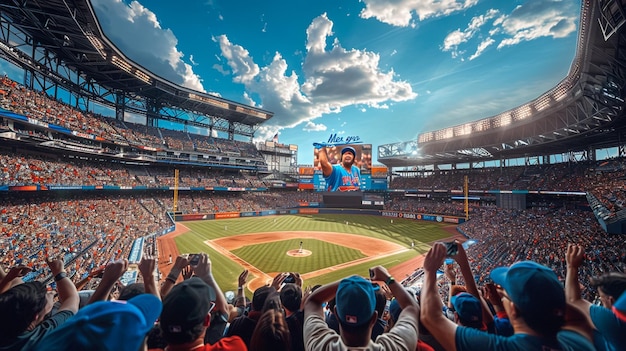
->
[0,0,625,350]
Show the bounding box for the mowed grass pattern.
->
[231,239,365,274]
[176,214,454,291]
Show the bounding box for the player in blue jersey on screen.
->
[317,145,361,191]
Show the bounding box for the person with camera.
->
[303,265,418,350]
[226,272,290,348]
[420,242,595,351]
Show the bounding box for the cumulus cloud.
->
[217,13,416,141]
[441,0,577,60]
[91,0,204,92]
[302,121,328,132]
[360,0,479,27]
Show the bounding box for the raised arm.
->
[420,243,458,351]
[370,265,418,316]
[304,279,340,319]
[317,146,333,177]
[565,244,592,313]
[87,259,128,304]
[194,253,228,317]
[138,255,160,299]
[47,258,79,313]
[160,255,189,298]
[0,265,31,294]
[454,242,493,325]
[236,269,249,307]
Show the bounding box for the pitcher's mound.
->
[287,249,312,257]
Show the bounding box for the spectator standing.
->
[226,285,275,347]
[249,309,291,351]
[565,243,626,351]
[280,282,305,351]
[303,265,418,350]
[420,242,595,351]
[0,258,78,351]
[150,277,246,351]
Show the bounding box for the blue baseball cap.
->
[613,291,626,322]
[490,261,565,320]
[38,294,162,351]
[451,292,482,326]
[336,275,376,326]
[341,146,356,157]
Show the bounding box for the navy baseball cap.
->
[341,146,356,157]
[490,261,565,320]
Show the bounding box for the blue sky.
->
[2,0,581,165]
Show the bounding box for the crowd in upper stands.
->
[0,76,265,162]
[2,76,626,350]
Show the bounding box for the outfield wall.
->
[173,208,466,225]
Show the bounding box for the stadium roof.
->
[0,0,273,127]
[379,0,626,168]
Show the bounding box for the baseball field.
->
[157,214,461,293]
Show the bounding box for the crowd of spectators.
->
[458,206,626,301]
[0,193,170,287]
[2,76,626,350]
[389,158,626,219]
[0,76,265,161]
[2,233,624,350]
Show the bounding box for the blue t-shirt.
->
[0,310,74,351]
[589,304,626,351]
[325,164,360,191]
[455,325,595,351]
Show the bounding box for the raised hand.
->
[566,243,585,269]
[238,269,249,287]
[424,243,446,274]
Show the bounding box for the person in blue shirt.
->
[317,146,361,191]
[565,243,626,351]
[420,242,596,351]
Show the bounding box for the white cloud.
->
[442,9,499,59]
[218,13,416,141]
[189,55,199,66]
[216,35,260,84]
[242,92,257,107]
[441,0,576,60]
[496,0,577,49]
[91,0,205,92]
[360,0,479,27]
[212,63,229,75]
[468,38,495,60]
[302,121,327,132]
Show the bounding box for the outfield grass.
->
[176,214,452,292]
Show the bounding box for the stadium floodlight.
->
[133,70,151,84]
[85,32,106,59]
[534,96,551,111]
[513,105,532,121]
[111,55,133,73]
[496,114,511,127]
[554,87,567,101]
